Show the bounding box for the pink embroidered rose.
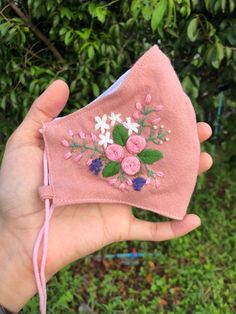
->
[105,144,125,162]
[126,135,146,154]
[121,156,141,175]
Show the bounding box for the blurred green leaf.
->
[187,17,199,41]
[151,0,167,32]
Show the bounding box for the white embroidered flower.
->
[123,117,139,135]
[108,112,122,126]
[95,114,109,134]
[98,132,113,148]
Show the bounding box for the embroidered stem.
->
[143,107,156,115]
[146,128,167,143]
[143,163,156,178]
[84,144,103,154]
[70,141,103,154]
[118,170,126,182]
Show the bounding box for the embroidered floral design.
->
[62,93,171,191]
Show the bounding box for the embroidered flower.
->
[108,112,122,126]
[123,117,139,136]
[95,114,109,134]
[108,178,117,185]
[119,183,126,191]
[132,110,141,120]
[132,177,146,191]
[121,156,141,175]
[87,158,93,166]
[151,118,161,125]
[61,139,70,147]
[91,132,97,141]
[63,93,170,192]
[89,158,103,175]
[105,144,125,162]
[145,94,152,104]
[135,102,142,110]
[64,152,72,160]
[79,131,86,139]
[126,135,146,154]
[98,132,113,148]
[74,153,83,161]
[68,129,74,137]
[155,178,161,188]
[126,178,133,186]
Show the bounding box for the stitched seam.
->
[43,131,56,198]
[53,197,184,220]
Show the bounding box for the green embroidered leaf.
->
[138,149,163,164]
[102,161,120,177]
[112,124,128,146]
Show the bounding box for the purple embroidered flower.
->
[89,158,103,175]
[132,177,146,191]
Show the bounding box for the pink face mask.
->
[34,45,200,313]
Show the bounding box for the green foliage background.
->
[0,0,236,313]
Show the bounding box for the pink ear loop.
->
[32,71,131,313]
[33,150,54,314]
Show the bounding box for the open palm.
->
[0,80,213,312]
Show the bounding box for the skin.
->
[0,80,213,312]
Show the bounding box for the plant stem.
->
[70,141,103,154]
[8,1,64,62]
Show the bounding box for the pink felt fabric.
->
[39,45,200,220]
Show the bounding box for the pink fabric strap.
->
[33,150,54,313]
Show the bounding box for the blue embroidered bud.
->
[132,177,146,191]
[89,158,103,175]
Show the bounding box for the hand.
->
[0,80,213,312]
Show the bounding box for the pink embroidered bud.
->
[126,135,146,154]
[126,178,133,186]
[68,129,74,137]
[91,132,97,141]
[87,158,93,166]
[155,179,160,189]
[79,131,86,139]
[109,178,117,185]
[119,183,126,191]
[74,153,83,162]
[135,102,142,111]
[121,156,141,175]
[64,152,72,160]
[155,105,163,111]
[151,118,161,125]
[132,110,141,120]
[105,144,125,162]
[146,177,151,185]
[61,139,70,147]
[145,94,152,104]
[156,171,164,177]
[39,128,44,134]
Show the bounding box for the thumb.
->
[18,80,69,137]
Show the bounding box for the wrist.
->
[0,227,37,312]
